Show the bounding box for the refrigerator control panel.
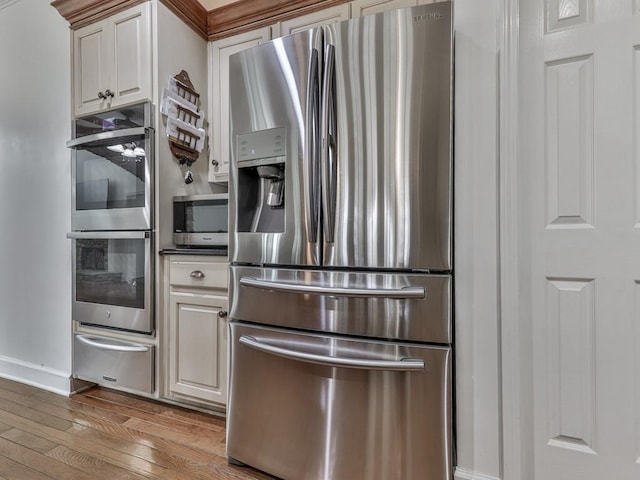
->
[237,127,286,165]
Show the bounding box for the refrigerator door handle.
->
[239,335,425,371]
[305,47,320,244]
[321,43,337,244]
[239,277,426,299]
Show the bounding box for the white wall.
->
[155,0,224,251]
[454,0,502,478]
[0,0,72,394]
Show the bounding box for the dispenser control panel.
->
[237,127,286,167]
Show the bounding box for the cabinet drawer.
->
[170,260,228,289]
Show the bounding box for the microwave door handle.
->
[239,335,425,371]
[239,277,425,299]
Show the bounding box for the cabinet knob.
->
[218,310,228,319]
[211,159,219,167]
[190,270,205,279]
[98,91,106,99]
[104,89,114,98]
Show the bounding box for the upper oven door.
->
[67,231,153,333]
[68,103,154,231]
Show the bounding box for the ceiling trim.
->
[51,0,351,41]
[159,0,207,39]
[207,0,349,40]
[50,0,147,29]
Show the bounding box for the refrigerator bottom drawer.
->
[73,334,154,394]
[227,322,453,480]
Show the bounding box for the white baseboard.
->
[455,467,502,480]
[0,354,71,396]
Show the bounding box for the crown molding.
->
[51,0,351,41]
[207,0,349,40]
[50,0,146,29]
[160,0,207,39]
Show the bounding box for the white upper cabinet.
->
[208,26,272,184]
[275,4,351,37]
[351,0,428,17]
[73,3,152,116]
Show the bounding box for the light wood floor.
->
[0,377,273,479]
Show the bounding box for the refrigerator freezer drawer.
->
[73,334,154,394]
[230,266,451,344]
[227,322,452,480]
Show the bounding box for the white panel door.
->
[520,0,640,478]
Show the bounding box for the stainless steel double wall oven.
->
[67,102,155,394]
[227,4,453,480]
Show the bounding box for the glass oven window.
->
[75,139,147,211]
[75,238,145,309]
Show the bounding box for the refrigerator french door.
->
[227,3,453,480]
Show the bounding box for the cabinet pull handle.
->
[98,91,106,99]
[218,310,228,318]
[104,89,114,98]
[190,270,205,279]
[211,159,219,167]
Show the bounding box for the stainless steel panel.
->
[227,323,452,480]
[73,334,154,394]
[323,3,453,270]
[229,28,323,266]
[230,266,451,344]
[70,232,153,333]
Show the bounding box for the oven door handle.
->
[66,127,148,148]
[76,334,149,352]
[239,277,425,299]
[66,231,150,240]
[239,335,425,371]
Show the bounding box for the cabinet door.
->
[277,4,350,36]
[110,3,152,109]
[351,0,417,17]
[169,300,228,405]
[73,21,109,116]
[208,26,271,184]
[72,3,152,117]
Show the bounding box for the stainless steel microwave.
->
[173,193,228,247]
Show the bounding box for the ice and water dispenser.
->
[236,127,286,233]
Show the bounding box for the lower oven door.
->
[68,231,153,333]
[227,322,453,480]
[73,334,154,394]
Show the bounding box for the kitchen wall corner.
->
[0,0,72,393]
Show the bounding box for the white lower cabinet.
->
[164,255,228,409]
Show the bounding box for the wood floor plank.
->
[0,379,273,480]
[0,452,56,480]
[45,446,150,480]
[1,428,58,454]
[0,436,91,480]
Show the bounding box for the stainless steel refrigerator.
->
[227,3,453,479]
